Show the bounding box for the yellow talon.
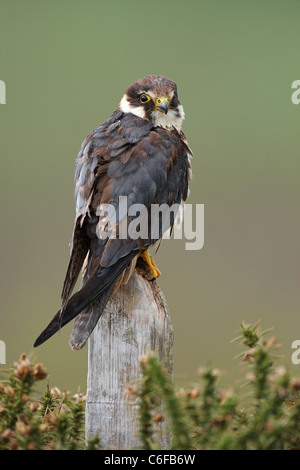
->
[139,250,161,280]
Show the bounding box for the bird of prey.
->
[34,75,192,350]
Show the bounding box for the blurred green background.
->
[1,0,300,392]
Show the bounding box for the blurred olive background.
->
[1,0,300,392]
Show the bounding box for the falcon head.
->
[119,75,185,130]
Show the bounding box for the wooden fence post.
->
[85,262,174,449]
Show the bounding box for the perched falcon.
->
[34,75,192,350]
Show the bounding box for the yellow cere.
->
[155,97,170,106]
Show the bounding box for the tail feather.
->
[69,282,116,350]
[33,251,138,347]
[61,222,90,309]
[69,254,140,349]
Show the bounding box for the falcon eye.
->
[140,94,150,103]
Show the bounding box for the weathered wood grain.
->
[85,263,174,449]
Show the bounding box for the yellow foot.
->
[139,250,161,280]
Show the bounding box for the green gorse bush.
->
[1,321,300,450]
[135,321,300,450]
[0,353,100,450]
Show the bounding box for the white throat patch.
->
[151,105,184,131]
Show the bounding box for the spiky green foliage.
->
[1,322,300,450]
[0,353,100,450]
[134,321,300,450]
